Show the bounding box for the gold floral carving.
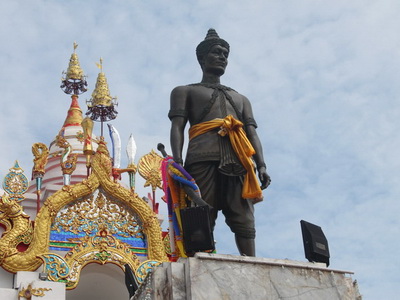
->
[0,140,167,273]
[75,130,85,143]
[18,284,52,299]
[51,191,143,238]
[138,150,163,192]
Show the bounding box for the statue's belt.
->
[189,115,262,199]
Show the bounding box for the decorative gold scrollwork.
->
[135,260,162,283]
[51,191,144,238]
[18,284,52,299]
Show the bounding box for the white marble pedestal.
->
[132,253,361,300]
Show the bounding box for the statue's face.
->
[202,44,229,76]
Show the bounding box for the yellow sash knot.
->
[189,115,262,199]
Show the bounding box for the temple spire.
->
[86,58,118,137]
[63,96,83,128]
[59,42,86,133]
[60,42,88,95]
[89,58,115,108]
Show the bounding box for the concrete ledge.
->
[194,253,354,274]
[133,254,361,300]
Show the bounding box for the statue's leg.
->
[221,175,256,256]
[235,235,255,256]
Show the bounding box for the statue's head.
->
[196,29,230,70]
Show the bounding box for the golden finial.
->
[85,58,118,139]
[96,57,103,72]
[86,57,118,124]
[89,72,113,107]
[65,45,84,81]
[61,42,88,95]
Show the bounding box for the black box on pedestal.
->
[180,206,215,255]
[300,220,330,266]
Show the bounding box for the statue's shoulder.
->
[170,85,192,99]
[171,83,213,99]
[172,85,190,92]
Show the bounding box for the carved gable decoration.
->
[0,140,167,283]
[50,189,147,257]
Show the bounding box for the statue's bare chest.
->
[187,86,243,124]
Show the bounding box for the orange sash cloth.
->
[188,115,262,199]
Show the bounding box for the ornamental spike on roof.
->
[86,58,118,122]
[60,42,88,95]
[90,72,113,107]
[66,42,84,81]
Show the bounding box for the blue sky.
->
[1,1,399,298]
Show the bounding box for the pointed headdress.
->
[196,29,230,65]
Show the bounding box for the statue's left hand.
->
[258,167,271,190]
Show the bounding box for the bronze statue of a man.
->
[169,29,271,256]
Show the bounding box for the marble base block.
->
[133,253,361,300]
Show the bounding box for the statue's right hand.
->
[258,167,271,190]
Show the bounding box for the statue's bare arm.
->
[242,96,271,189]
[170,86,189,165]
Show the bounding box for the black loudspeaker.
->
[300,220,330,266]
[180,206,215,255]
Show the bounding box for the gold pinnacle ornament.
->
[89,58,115,107]
[60,42,88,95]
[86,58,118,137]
